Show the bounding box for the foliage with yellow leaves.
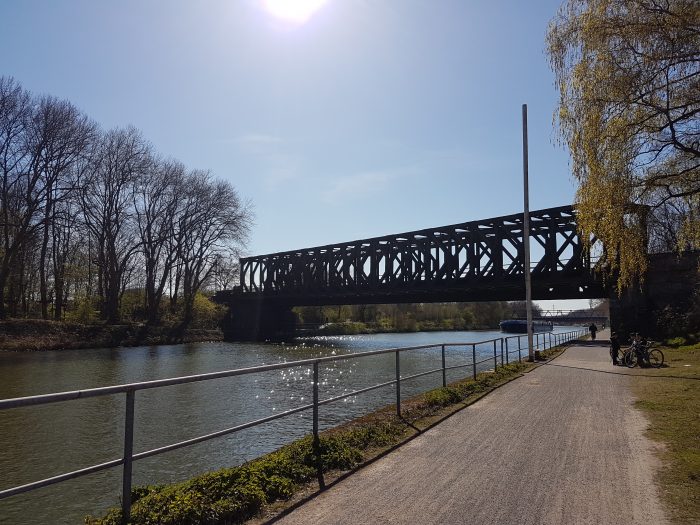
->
[547,0,700,289]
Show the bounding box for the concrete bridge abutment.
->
[218,292,296,341]
[609,251,700,340]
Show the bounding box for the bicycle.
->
[624,340,664,368]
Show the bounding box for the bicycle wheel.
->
[648,349,664,368]
[625,350,638,368]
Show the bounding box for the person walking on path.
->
[589,322,598,340]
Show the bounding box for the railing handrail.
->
[0,329,586,524]
[0,337,506,411]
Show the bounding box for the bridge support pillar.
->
[221,298,297,341]
[609,286,650,341]
[609,252,700,340]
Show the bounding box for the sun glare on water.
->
[262,0,328,23]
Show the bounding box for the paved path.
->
[276,336,668,525]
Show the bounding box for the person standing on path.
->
[589,323,598,340]
[610,332,621,365]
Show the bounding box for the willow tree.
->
[547,0,700,288]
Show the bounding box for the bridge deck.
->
[275,333,668,525]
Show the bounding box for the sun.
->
[262,0,327,23]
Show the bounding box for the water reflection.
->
[0,328,578,524]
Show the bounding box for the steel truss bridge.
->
[217,205,607,340]
[511,309,608,325]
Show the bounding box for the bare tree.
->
[0,77,40,318]
[79,127,150,322]
[133,158,184,323]
[209,251,240,292]
[1,77,253,326]
[51,189,86,319]
[28,96,96,318]
[177,171,251,326]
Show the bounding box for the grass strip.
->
[87,345,566,525]
[630,342,700,524]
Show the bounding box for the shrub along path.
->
[276,335,669,525]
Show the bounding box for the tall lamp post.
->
[522,104,534,361]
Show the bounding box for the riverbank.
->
[631,341,700,524]
[306,320,503,336]
[0,319,223,351]
[86,342,569,525]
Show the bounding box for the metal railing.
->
[0,329,586,523]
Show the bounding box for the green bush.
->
[86,434,366,525]
[191,293,225,329]
[65,295,98,324]
[424,387,462,407]
[318,322,368,336]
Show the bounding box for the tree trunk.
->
[54,274,64,320]
[0,271,7,320]
[171,264,181,312]
[39,187,53,320]
[144,255,160,324]
[104,277,121,324]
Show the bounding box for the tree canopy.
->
[547,0,700,288]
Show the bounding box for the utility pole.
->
[522,104,534,361]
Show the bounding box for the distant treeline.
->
[0,77,252,327]
[294,301,543,334]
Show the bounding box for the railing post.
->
[549,332,552,349]
[500,339,504,365]
[518,337,522,363]
[121,389,135,525]
[395,350,401,417]
[441,345,446,388]
[505,338,509,364]
[493,340,497,370]
[312,361,325,489]
[472,344,477,380]
[313,362,319,443]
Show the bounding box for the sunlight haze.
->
[0,0,589,309]
[262,0,328,23]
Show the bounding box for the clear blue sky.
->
[0,0,593,311]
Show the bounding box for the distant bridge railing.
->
[239,205,601,299]
[0,329,586,523]
[513,309,608,320]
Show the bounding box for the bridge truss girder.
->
[237,205,605,306]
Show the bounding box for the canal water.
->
[0,327,579,524]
